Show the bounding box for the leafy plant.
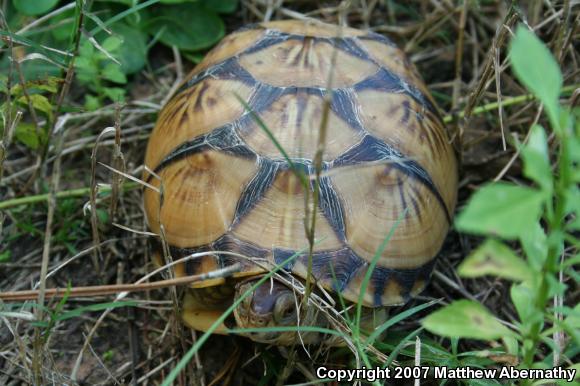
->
[2,0,238,113]
[423,25,578,374]
[75,36,128,110]
[0,76,60,149]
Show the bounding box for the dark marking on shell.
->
[193,82,210,111]
[180,57,257,94]
[331,37,373,60]
[151,125,256,180]
[394,258,436,296]
[401,100,411,124]
[357,33,397,47]
[330,88,365,132]
[273,248,300,270]
[299,248,364,292]
[213,233,269,263]
[355,68,438,117]
[334,135,451,223]
[396,176,408,217]
[152,136,208,177]
[232,158,280,225]
[318,167,347,241]
[370,267,390,306]
[410,195,422,220]
[242,28,292,56]
[291,36,314,67]
[369,258,437,306]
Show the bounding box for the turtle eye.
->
[273,294,296,325]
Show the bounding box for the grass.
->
[0,0,578,385]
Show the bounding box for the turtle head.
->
[233,278,322,344]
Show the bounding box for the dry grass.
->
[1,1,578,385]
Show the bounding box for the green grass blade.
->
[366,299,439,344]
[160,248,305,386]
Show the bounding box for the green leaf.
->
[143,3,224,51]
[182,51,205,64]
[510,283,535,324]
[0,250,11,262]
[521,125,552,193]
[423,300,514,340]
[79,39,95,58]
[103,87,126,102]
[50,9,77,41]
[455,183,544,239]
[17,94,53,118]
[108,22,148,74]
[10,77,60,95]
[101,36,123,53]
[14,122,45,150]
[12,0,59,16]
[102,63,127,84]
[519,222,548,270]
[546,274,567,297]
[458,239,533,282]
[84,95,101,111]
[510,25,562,129]
[203,0,238,13]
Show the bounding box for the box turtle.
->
[144,19,457,345]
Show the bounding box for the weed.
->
[423,25,578,378]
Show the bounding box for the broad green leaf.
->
[423,300,514,340]
[84,95,101,111]
[17,94,53,117]
[10,77,60,95]
[546,274,567,297]
[79,39,95,58]
[519,222,547,270]
[562,253,580,269]
[182,52,205,64]
[108,22,148,74]
[103,87,125,102]
[204,0,238,13]
[510,25,562,129]
[521,125,552,193]
[0,250,10,262]
[458,239,533,282]
[143,3,224,51]
[510,282,535,324]
[12,0,59,16]
[101,36,123,53]
[14,122,45,150]
[455,183,544,239]
[102,63,127,84]
[564,304,580,329]
[50,9,77,41]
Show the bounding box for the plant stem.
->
[522,113,571,368]
[0,182,140,210]
[443,84,577,124]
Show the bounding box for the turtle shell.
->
[144,19,457,308]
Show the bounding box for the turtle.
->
[143,19,458,345]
